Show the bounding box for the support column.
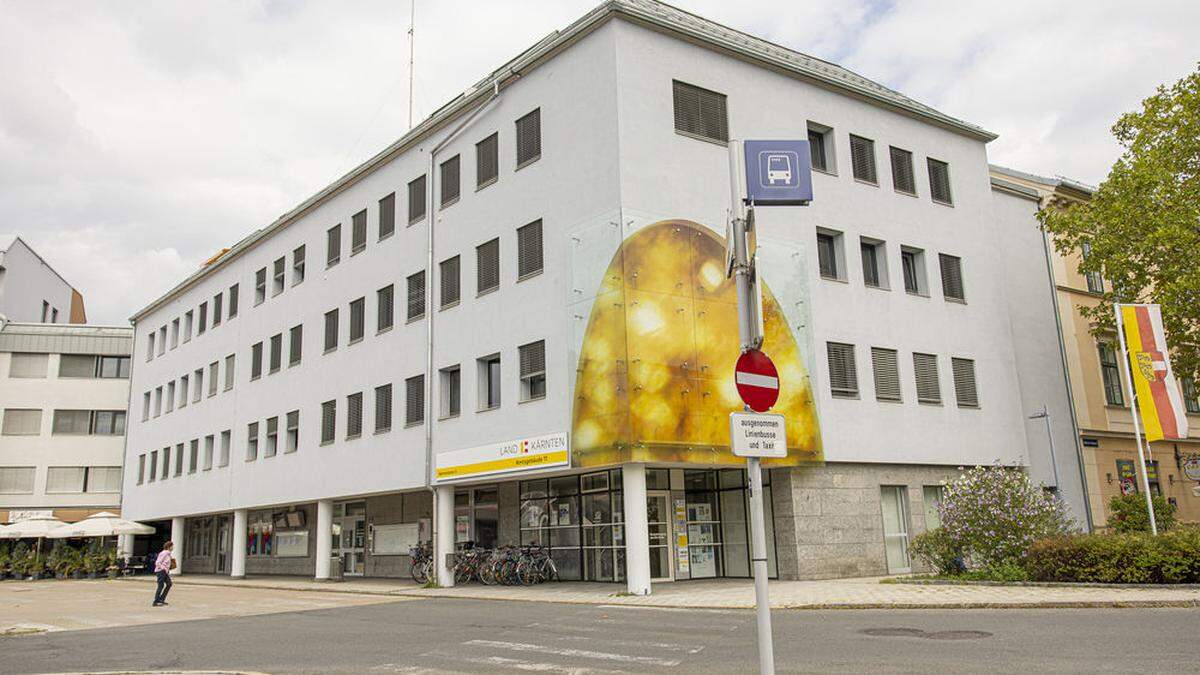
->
[169,516,185,576]
[117,534,134,560]
[434,484,455,587]
[315,499,333,580]
[622,463,651,595]
[230,509,247,579]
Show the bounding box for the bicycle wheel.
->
[541,557,558,582]
[411,559,429,585]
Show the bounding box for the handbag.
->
[169,557,177,570]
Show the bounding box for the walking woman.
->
[152,541,176,607]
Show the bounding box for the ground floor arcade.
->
[135,462,962,593]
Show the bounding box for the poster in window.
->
[276,531,309,558]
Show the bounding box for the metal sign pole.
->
[1114,304,1158,535]
[728,140,775,675]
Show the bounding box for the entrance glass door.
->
[880,486,911,574]
[646,492,673,581]
[334,501,366,576]
[216,516,230,574]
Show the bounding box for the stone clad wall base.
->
[772,462,962,580]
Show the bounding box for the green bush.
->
[1106,492,1177,533]
[909,528,964,576]
[1025,527,1200,583]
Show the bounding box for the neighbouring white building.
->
[0,235,86,324]
[0,321,133,524]
[120,0,1083,591]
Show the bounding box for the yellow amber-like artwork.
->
[571,219,823,468]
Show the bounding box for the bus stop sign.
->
[743,139,813,205]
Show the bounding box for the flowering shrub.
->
[938,465,1073,568]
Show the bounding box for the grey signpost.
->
[726,139,812,675]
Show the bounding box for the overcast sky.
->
[1,0,1196,325]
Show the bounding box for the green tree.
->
[1106,492,1177,533]
[1041,64,1200,379]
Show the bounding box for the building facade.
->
[0,235,86,324]
[121,0,1081,591]
[0,321,132,524]
[991,165,1200,528]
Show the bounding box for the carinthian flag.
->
[1118,304,1189,441]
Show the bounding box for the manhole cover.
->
[859,627,992,640]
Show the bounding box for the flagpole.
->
[1114,303,1159,535]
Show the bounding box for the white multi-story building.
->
[0,321,132,524]
[0,235,86,324]
[121,0,1082,590]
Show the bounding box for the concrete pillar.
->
[315,499,333,580]
[230,509,247,578]
[434,484,455,587]
[117,534,134,560]
[169,516,185,576]
[622,463,651,595]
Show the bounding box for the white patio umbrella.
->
[48,512,155,538]
[0,514,67,539]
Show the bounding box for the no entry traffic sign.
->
[735,349,779,412]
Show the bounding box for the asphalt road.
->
[3,598,1198,674]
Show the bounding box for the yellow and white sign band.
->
[435,432,570,481]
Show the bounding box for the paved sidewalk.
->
[123,573,1200,609]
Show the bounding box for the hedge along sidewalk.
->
[885,577,1200,590]
[121,574,1200,610]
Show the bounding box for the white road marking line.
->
[555,634,705,654]
[465,640,681,667]
[735,372,778,389]
[425,651,631,674]
[595,604,738,614]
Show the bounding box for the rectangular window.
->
[348,391,360,439]
[171,318,179,349]
[142,391,151,421]
[220,430,231,467]
[405,375,425,426]
[440,256,461,308]
[94,410,126,435]
[517,219,543,279]
[8,353,48,378]
[1182,377,1200,414]
[228,283,239,318]
[52,409,91,435]
[293,245,306,285]
[174,444,183,477]
[476,132,498,188]
[378,192,396,239]
[147,333,155,361]
[952,357,979,408]
[872,347,902,402]
[671,81,727,143]
[193,369,203,402]
[1081,242,1104,294]
[137,456,145,485]
[408,175,427,224]
[1099,343,1124,406]
[817,229,844,280]
[900,246,927,295]
[165,382,175,413]
[0,466,36,494]
[440,154,460,207]
[327,224,341,267]
[374,384,392,433]
[923,485,946,530]
[246,422,259,461]
[349,297,365,343]
[179,375,188,407]
[58,354,97,378]
[440,366,461,419]
[149,450,157,481]
[324,309,339,352]
[154,386,162,416]
[860,238,888,289]
[849,134,877,184]
[251,341,263,379]
[207,361,218,396]
[158,327,165,354]
[826,342,858,398]
[807,122,834,173]
[100,355,130,379]
[407,271,425,321]
[478,354,501,410]
[927,158,953,204]
[265,417,278,457]
[913,352,942,404]
[88,467,122,493]
[212,292,223,326]
[269,334,282,373]
[351,208,367,254]
[204,435,214,470]
[377,285,394,332]
[286,410,299,453]
[519,340,546,401]
[268,259,282,297]
[889,146,916,195]
[184,311,193,342]
[515,108,542,167]
[939,253,965,301]
[477,238,500,295]
[46,467,86,493]
[255,267,267,304]
[289,325,302,366]
[321,400,336,444]
[198,303,208,333]
[189,439,199,473]
[224,354,235,390]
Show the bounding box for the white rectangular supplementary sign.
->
[729,412,787,458]
[435,431,570,482]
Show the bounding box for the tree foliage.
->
[1041,64,1200,378]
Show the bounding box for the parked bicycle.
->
[409,542,433,585]
[451,544,559,586]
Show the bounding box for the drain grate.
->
[860,627,992,640]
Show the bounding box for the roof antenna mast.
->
[408,0,416,129]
